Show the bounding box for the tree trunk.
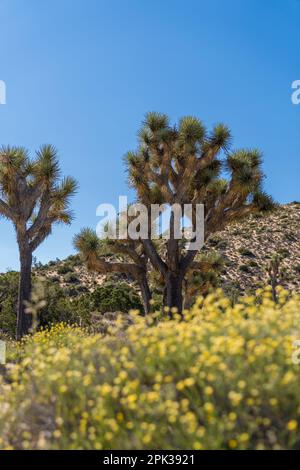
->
[271,280,278,303]
[16,249,32,339]
[165,272,183,314]
[138,276,152,315]
[183,281,194,310]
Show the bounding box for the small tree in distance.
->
[0,145,78,338]
[266,254,285,303]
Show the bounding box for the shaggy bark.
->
[16,245,32,339]
[165,271,184,313]
[138,274,152,315]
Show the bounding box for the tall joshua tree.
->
[0,145,77,338]
[123,112,274,312]
[76,112,274,314]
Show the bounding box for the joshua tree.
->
[123,112,274,312]
[74,225,152,315]
[76,112,274,314]
[266,254,285,303]
[0,145,77,338]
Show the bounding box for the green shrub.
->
[57,264,73,275]
[208,235,221,247]
[0,272,19,336]
[239,264,251,273]
[278,248,290,259]
[294,264,300,274]
[64,273,80,284]
[37,284,91,328]
[0,272,144,338]
[238,248,256,258]
[248,260,259,268]
[0,273,91,337]
[91,282,143,313]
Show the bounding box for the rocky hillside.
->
[204,202,300,295]
[35,202,300,297]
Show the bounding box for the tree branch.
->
[141,238,168,276]
[0,198,13,220]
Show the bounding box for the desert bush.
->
[239,264,251,273]
[248,260,259,268]
[277,248,290,259]
[0,272,19,335]
[224,283,242,306]
[1,288,300,450]
[238,248,256,258]
[208,236,228,250]
[65,285,89,297]
[0,272,144,337]
[91,282,143,314]
[64,273,80,284]
[37,284,91,328]
[57,265,73,275]
[64,255,81,267]
[294,264,300,274]
[0,274,91,337]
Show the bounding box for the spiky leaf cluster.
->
[124,113,275,236]
[0,145,78,252]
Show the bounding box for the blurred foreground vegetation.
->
[1,287,300,450]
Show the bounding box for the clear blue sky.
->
[0,0,299,272]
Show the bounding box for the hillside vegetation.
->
[206,202,300,295]
[24,203,300,297]
[1,203,299,338]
